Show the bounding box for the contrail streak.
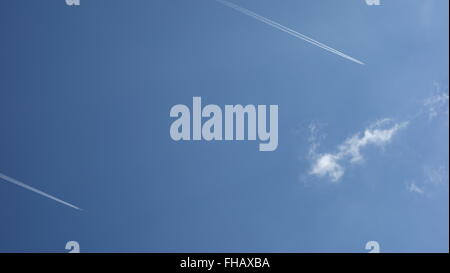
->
[215,0,365,65]
[0,172,82,211]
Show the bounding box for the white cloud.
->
[424,84,449,120]
[309,119,408,182]
[424,166,448,186]
[406,167,449,197]
[408,182,425,195]
[339,120,408,164]
[310,153,344,181]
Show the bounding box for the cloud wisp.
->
[408,182,425,195]
[0,172,82,211]
[305,84,448,185]
[406,166,449,197]
[215,0,365,65]
[309,119,408,182]
[424,89,449,121]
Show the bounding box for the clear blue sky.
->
[0,0,448,252]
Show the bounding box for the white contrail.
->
[0,172,82,211]
[215,0,365,65]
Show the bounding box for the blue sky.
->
[0,0,448,252]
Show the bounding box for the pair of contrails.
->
[215,0,365,65]
[0,0,364,211]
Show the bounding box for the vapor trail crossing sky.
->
[0,172,82,211]
[215,0,365,65]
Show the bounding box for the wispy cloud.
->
[305,83,448,186]
[310,153,345,181]
[215,0,365,65]
[309,119,408,182]
[406,166,449,197]
[408,182,425,194]
[424,166,449,186]
[0,172,82,211]
[424,91,449,121]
